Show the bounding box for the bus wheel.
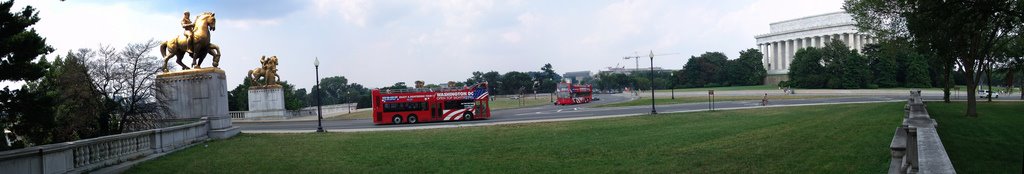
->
[462,113,473,121]
[392,115,403,124]
[408,115,418,124]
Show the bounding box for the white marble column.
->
[772,41,778,70]
[806,37,812,49]
[786,39,794,69]
[817,36,823,46]
[853,33,860,51]
[781,40,788,70]
[847,33,854,48]
[796,38,802,50]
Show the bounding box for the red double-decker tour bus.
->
[371,83,491,125]
[555,82,592,105]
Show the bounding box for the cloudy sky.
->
[10,0,845,89]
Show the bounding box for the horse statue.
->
[248,56,280,87]
[161,12,222,72]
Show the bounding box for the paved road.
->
[236,93,1015,132]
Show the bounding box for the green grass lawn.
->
[926,102,1024,173]
[326,97,553,120]
[594,95,845,108]
[129,102,904,173]
[654,85,777,92]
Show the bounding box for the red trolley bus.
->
[371,83,491,124]
[555,82,592,105]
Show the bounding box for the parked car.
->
[978,90,999,98]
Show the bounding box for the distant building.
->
[754,12,877,85]
[562,71,592,84]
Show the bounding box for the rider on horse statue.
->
[182,11,194,54]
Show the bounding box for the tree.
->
[845,0,1023,117]
[788,47,827,88]
[863,43,899,88]
[228,76,253,111]
[679,52,728,87]
[481,71,501,93]
[293,88,308,107]
[1,0,55,149]
[535,63,561,93]
[41,54,108,142]
[906,54,933,88]
[824,40,871,89]
[727,49,768,86]
[279,81,303,110]
[500,71,532,95]
[0,0,52,82]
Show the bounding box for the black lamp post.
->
[649,50,657,115]
[670,72,675,100]
[315,57,325,132]
[346,91,351,114]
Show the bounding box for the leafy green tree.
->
[533,63,561,93]
[788,47,826,88]
[845,0,1023,117]
[863,43,899,87]
[279,81,303,110]
[293,88,308,107]
[42,54,109,142]
[0,0,55,149]
[481,71,501,93]
[500,71,532,95]
[0,0,52,82]
[727,49,767,86]
[228,76,253,111]
[906,54,933,88]
[679,52,728,87]
[823,40,871,89]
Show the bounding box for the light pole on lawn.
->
[314,57,325,133]
[649,50,657,115]
[670,72,675,100]
[346,91,351,114]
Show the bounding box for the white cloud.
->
[222,18,282,30]
[313,0,372,27]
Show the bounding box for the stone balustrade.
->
[229,111,245,119]
[888,90,956,174]
[231,103,358,120]
[0,119,210,174]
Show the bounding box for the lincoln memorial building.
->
[754,12,877,85]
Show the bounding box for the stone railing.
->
[228,111,245,119]
[0,119,209,174]
[888,90,956,174]
[231,103,357,120]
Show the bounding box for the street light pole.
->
[649,50,657,115]
[346,91,351,114]
[315,57,325,132]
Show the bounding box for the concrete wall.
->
[0,120,209,174]
[764,74,789,86]
[888,90,956,173]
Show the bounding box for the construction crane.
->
[623,51,678,74]
[622,50,679,115]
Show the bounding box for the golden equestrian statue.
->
[248,55,280,87]
[161,11,222,72]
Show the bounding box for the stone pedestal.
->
[156,68,239,139]
[246,86,286,118]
